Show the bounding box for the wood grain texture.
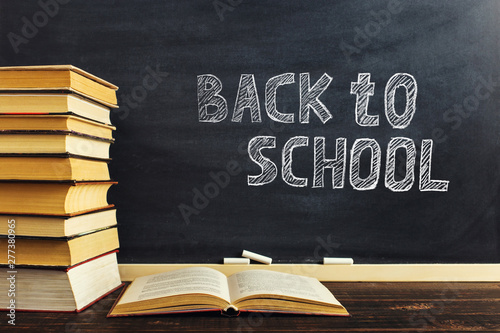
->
[3,282,499,332]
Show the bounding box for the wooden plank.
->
[328,282,500,299]
[118,264,500,282]
[7,282,500,332]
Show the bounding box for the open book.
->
[107,267,348,317]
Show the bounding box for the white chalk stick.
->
[224,258,250,265]
[323,257,354,265]
[242,250,272,264]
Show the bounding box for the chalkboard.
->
[0,0,499,263]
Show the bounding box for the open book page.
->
[117,267,231,305]
[227,270,342,306]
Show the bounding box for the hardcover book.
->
[0,227,119,266]
[0,93,113,124]
[107,267,349,317]
[0,154,111,181]
[0,131,113,159]
[0,114,115,139]
[0,208,117,238]
[0,65,118,107]
[0,181,116,216]
[0,251,123,312]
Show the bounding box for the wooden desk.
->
[6,282,500,332]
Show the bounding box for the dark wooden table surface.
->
[3,282,500,332]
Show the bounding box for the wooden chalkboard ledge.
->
[118,264,500,282]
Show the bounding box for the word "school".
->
[197,72,449,191]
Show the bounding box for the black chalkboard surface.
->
[0,0,499,263]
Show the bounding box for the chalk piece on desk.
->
[224,258,250,265]
[242,250,272,265]
[323,257,354,265]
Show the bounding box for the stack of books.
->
[0,65,123,312]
